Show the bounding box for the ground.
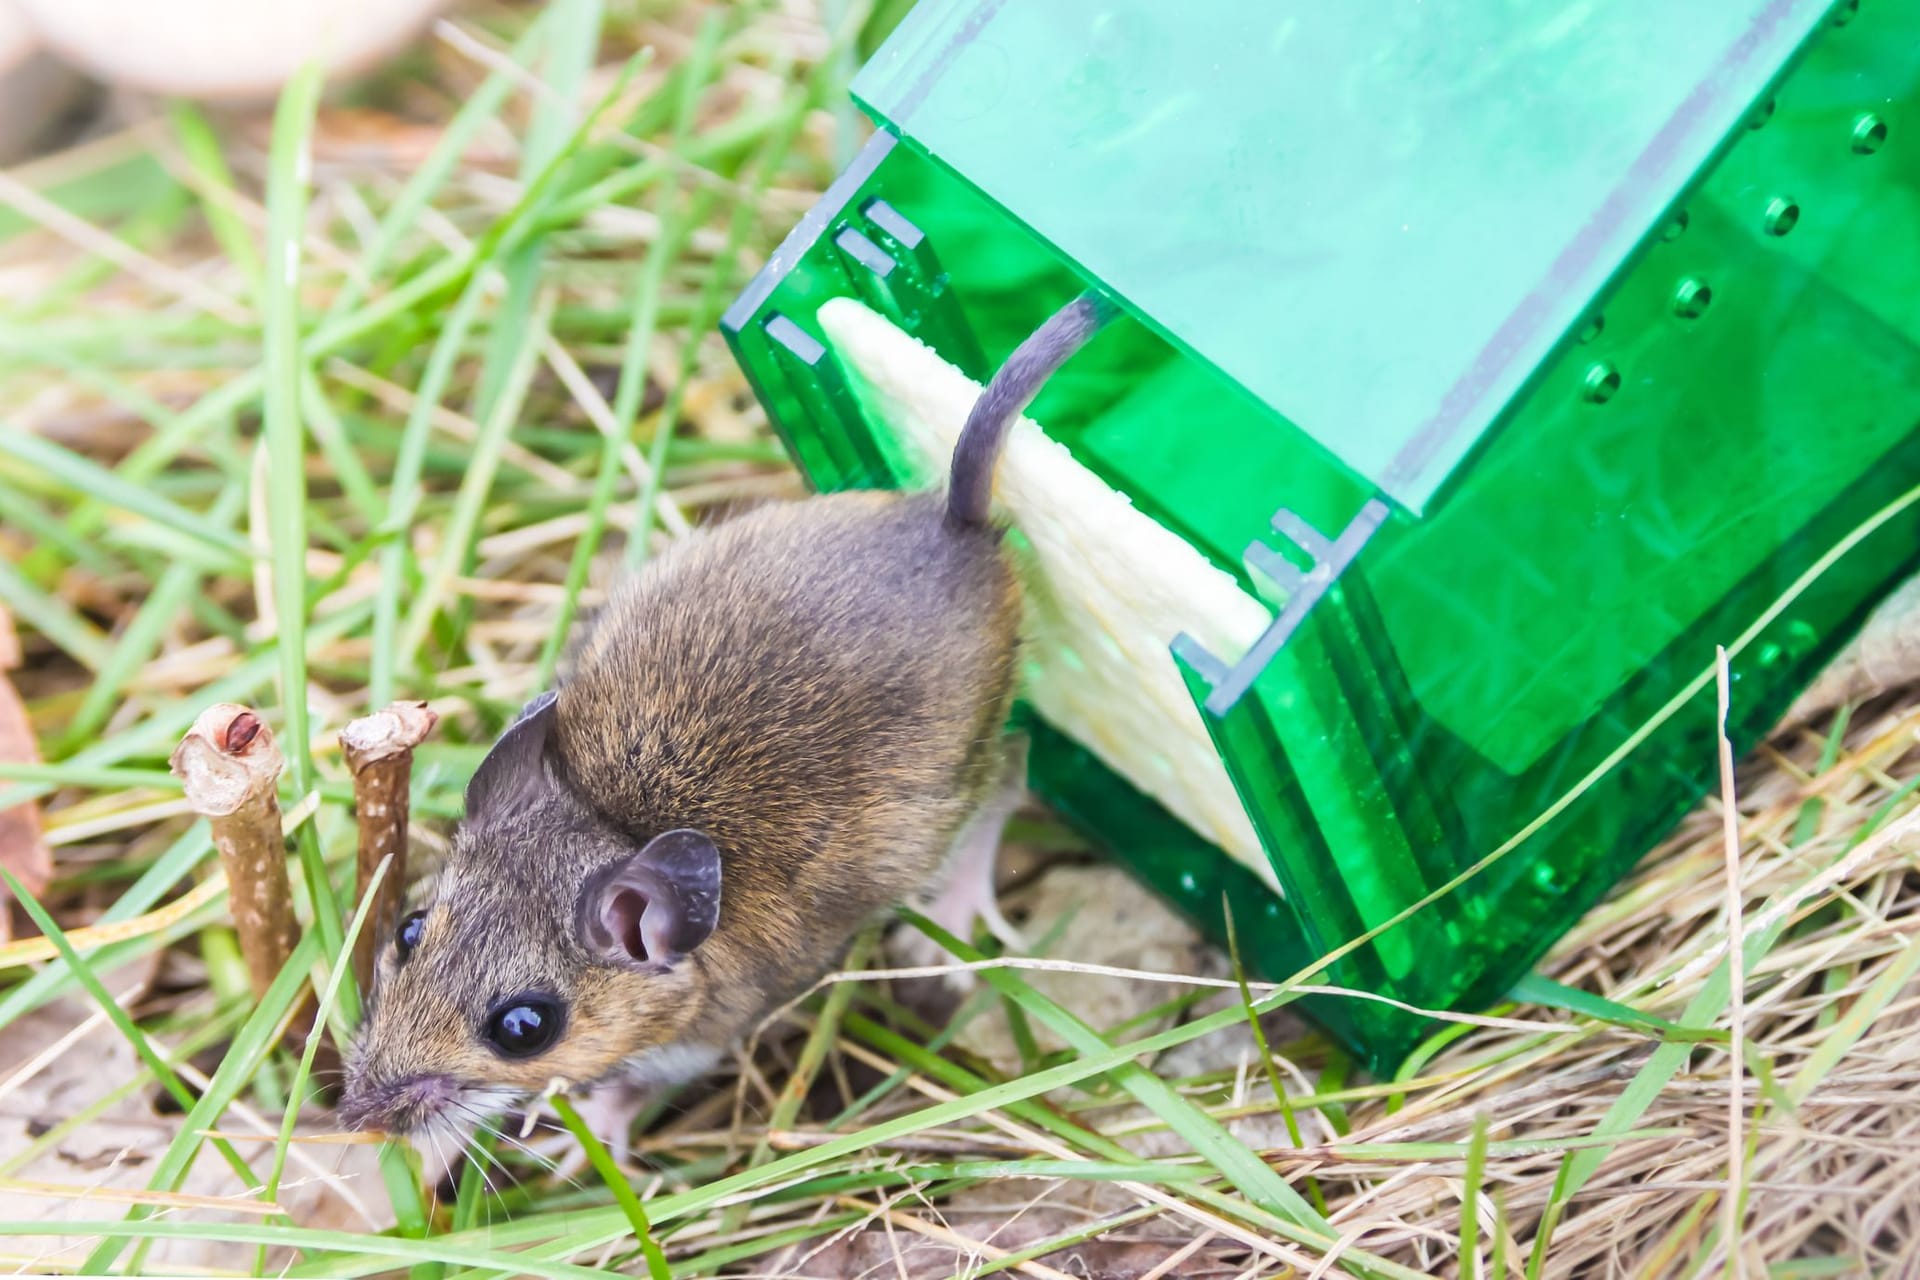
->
[0,1,1916,1276]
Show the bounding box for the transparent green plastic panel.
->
[853,0,1834,513]
[1366,3,1920,774]
[725,0,1920,1071]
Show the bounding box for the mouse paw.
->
[556,1078,648,1173]
[887,922,978,993]
[900,736,1031,993]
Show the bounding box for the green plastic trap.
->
[722,0,1920,1071]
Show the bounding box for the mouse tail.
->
[947,288,1118,528]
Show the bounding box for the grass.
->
[1,1,1917,1276]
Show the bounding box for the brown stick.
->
[341,701,437,993]
[169,704,299,1000]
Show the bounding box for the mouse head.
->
[339,693,723,1141]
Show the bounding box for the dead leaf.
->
[0,605,52,945]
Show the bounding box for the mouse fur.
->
[339,292,1113,1145]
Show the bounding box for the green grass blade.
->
[0,826,211,1031]
[902,911,1340,1255]
[396,289,555,666]
[366,273,486,706]
[0,426,252,561]
[78,927,324,1275]
[323,12,555,322]
[549,1093,672,1280]
[1510,971,1726,1044]
[0,478,127,580]
[264,858,390,1209]
[394,3,626,675]
[262,61,325,794]
[300,368,384,523]
[720,929,873,1232]
[283,982,1352,1279]
[168,101,265,303]
[0,762,181,789]
[1785,925,1920,1106]
[57,480,246,751]
[0,600,369,814]
[1222,892,1327,1213]
[0,555,111,669]
[840,1009,1135,1162]
[1528,916,1794,1274]
[7,1219,623,1280]
[1,870,263,1191]
[536,16,725,677]
[1461,1113,1488,1279]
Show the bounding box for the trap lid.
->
[852,0,1830,514]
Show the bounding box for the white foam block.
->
[818,298,1278,893]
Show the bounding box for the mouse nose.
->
[337,1072,459,1135]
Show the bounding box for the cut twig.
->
[168,704,299,999]
[340,700,437,992]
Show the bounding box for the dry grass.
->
[0,1,1916,1276]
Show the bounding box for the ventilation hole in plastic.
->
[1661,211,1690,242]
[1578,316,1605,344]
[1831,0,1859,24]
[1748,96,1776,130]
[1673,278,1712,320]
[1582,362,1622,404]
[1853,113,1889,154]
[1763,197,1800,236]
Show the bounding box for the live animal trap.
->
[722,0,1920,1071]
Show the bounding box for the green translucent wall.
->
[723,0,1920,1070]
[853,0,1842,515]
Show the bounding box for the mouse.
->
[338,288,1118,1159]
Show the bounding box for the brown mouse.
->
[338,290,1116,1156]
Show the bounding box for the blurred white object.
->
[12,0,453,100]
[0,0,90,164]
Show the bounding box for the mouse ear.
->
[580,828,722,966]
[465,691,559,823]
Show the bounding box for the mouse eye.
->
[485,996,563,1058]
[394,911,427,962]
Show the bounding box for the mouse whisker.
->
[421,1125,450,1203]
[465,1144,502,1202]
[453,1129,526,1231]
[462,1128,518,1192]
[451,1100,577,1189]
[489,1128,574,1187]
